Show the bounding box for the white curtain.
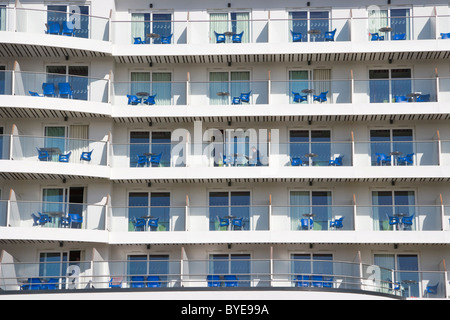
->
[290,191,310,230]
[231,71,250,102]
[209,72,229,105]
[69,125,89,163]
[210,13,228,43]
[0,6,6,31]
[313,69,331,104]
[131,72,151,96]
[152,72,172,105]
[374,254,396,294]
[368,9,388,39]
[234,12,250,43]
[289,70,309,104]
[131,13,146,42]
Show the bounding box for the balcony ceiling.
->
[0,172,108,181]
[113,113,450,124]
[0,43,110,59]
[0,107,108,119]
[114,50,450,65]
[112,177,450,184]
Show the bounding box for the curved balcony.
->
[0,7,111,58]
[0,70,111,118]
[0,134,109,179]
[2,257,447,299]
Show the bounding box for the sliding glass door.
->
[209,191,250,230]
[290,191,332,230]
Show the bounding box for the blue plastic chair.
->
[292,92,307,103]
[291,31,302,42]
[376,153,391,166]
[68,213,83,229]
[224,275,239,287]
[207,275,222,287]
[392,33,407,40]
[80,150,93,162]
[130,276,146,288]
[42,83,56,97]
[144,94,157,105]
[291,157,303,166]
[218,217,230,229]
[323,276,334,288]
[311,275,324,287]
[330,217,344,229]
[37,212,52,225]
[29,91,44,97]
[36,148,51,161]
[301,218,314,230]
[127,95,142,105]
[149,153,162,167]
[232,31,244,43]
[58,83,73,99]
[44,278,59,290]
[397,153,414,166]
[137,155,148,167]
[59,151,72,163]
[147,276,161,288]
[441,33,450,39]
[31,213,48,226]
[394,95,408,102]
[232,217,244,230]
[148,218,159,230]
[388,216,399,226]
[239,91,252,104]
[109,277,123,288]
[313,91,328,103]
[425,283,439,296]
[324,29,337,41]
[46,21,61,35]
[132,217,146,232]
[133,37,146,44]
[62,21,75,37]
[401,214,415,228]
[223,155,233,166]
[160,34,173,44]
[294,275,310,287]
[416,94,430,102]
[23,278,44,290]
[370,33,385,41]
[214,31,226,43]
[329,155,344,166]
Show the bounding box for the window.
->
[369,68,412,103]
[0,5,6,31]
[130,71,172,105]
[289,11,330,42]
[129,131,172,167]
[290,191,332,230]
[289,69,331,104]
[210,12,250,43]
[42,187,85,217]
[372,190,416,230]
[370,129,413,166]
[39,251,82,289]
[0,127,3,160]
[374,254,419,298]
[127,254,170,287]
[289,130,331,166]
[128,192,171,231]
[47,5,90,39]
[46,65,89,101]
[209,254,251,287]
[209,191,250,231]
[0,65,5,95]
[291,254,333,284]
[131,13,172,44]
[209,71,251,105]
[368,8,410,40]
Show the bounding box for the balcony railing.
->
[112,81,187,106]
[8,7,110,41]
[110,206,186,232]
[271,205,354,231]
[279,142,352,167]
[2,258,447,298]
[11,135,108,166]
[189,205,270,231]
[14,71,109,103]
[7,201,106,230]
[354,140,440,167]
